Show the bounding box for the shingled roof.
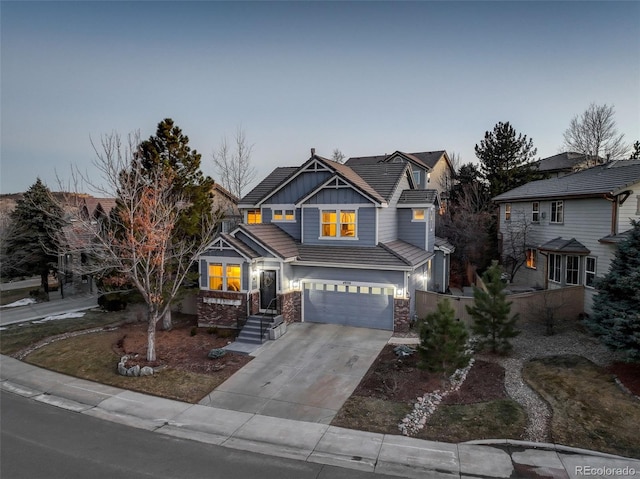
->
[239,167,298,206]
[236,223,299,259]
[346,150,447,170]
[493,160,640,202]
[535,152,600,174]
[397,189,439,205]
[381,240,433,266]
[296,244,410,269]
[348,162,409,202]
[538,237,590,254]
[219,233,260,259]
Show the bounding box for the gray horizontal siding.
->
[397,209,426,250]
[292,265,403,286]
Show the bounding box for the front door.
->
[259,270,277,311]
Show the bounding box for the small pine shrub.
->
[208,348,227,359]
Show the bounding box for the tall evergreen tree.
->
[585,221,640,361]
[475,121,539,199]
[136,118,215,241]
[2,179,64,298]
[418,299,469,377]
[466,261,520,354]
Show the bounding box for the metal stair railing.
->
[260,297,278,343]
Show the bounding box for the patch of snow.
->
[1,298,36,308]
[32,312,86,324]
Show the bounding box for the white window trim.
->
[245,208,262,224]
[206,260,243,292]
[269,205,296,223]
[585,256,597,289]
[319,208,358,240]
[548,253,561,283]
[565,255,580,285]
[550,200,564,224]
[532,202,540,223]
[412,208,427,222]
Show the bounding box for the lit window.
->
[209,264,223,290]
[526,248,537,269]
[247,209,261,224]
[226,264,241,291]
[548,254,561,283]
[285,209,295,221]
[273,210,283,221]
[566,256,579,285]
[321,209,356,238]
[505,203,512,221]
[551,201,563,223]
[532,202,539,222]
[413,209,425,221]
[208,263,242,291]
[272,208,295,222]
[585,256,597,288]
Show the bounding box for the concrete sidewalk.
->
[1,355,637,479]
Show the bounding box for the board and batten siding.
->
[378,174,410,243]
[397,208,426,250]
[303,187,372,205]
[267,171,331,204]
[302,206,377,246]
[261,207,301,240]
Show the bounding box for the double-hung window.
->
[209,263,242,291]
[585,256,597,288]
[551,201,563,223]
[532,202,540,222]
[321,209,356,238]
[505,203,512,221]
[548,254,561,283]
[566,256,579,285]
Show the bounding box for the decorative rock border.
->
[117,355,154,377]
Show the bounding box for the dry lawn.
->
[523,355,640,459]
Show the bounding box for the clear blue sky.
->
[2,1,639,195]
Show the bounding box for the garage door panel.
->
[303,282,393,330]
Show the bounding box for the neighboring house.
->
[197,150,454,332]
[58,197,115,294]
[535,152,603,178]
[211,183,241,233]
[493,159,640,314]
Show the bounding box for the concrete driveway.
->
[199,323,391,424]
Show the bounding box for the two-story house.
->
[197,150,454,333]
[493,159,640,313]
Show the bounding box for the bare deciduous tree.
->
[501,210,535,283]
[563,103,628,164]
[212,126,256,198]
[63,132,220,361]
[331,148,346,163]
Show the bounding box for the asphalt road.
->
[0,391,401,479]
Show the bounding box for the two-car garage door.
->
[302,281,394,330]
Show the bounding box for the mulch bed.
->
[353,345,507,404]
[113,316,252,376]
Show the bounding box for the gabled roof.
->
[321,156,386,205]
[397,189,439,206]
[493,160,640,202]
[346,150,448,170]
[212,183,240,204]
[217,233,261,260]
[236,223,299,260]
[538,237,590,254]
[381,240,434,267]
[240,167,298,206]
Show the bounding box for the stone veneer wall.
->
[198,290,247,329]
[279,291,301,324]
[394,298,410,333]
